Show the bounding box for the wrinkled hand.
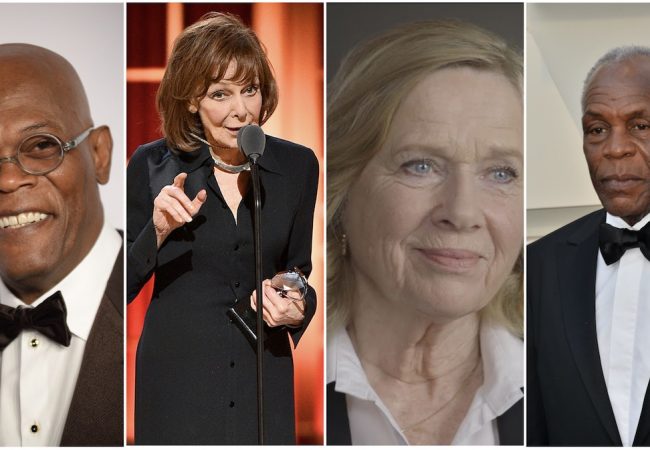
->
[251,279,306,328]
[153,172,207,248]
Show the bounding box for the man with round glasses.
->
[0,44,122,446]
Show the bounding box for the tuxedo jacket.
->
[527,209,650,446]
[58,246,124,446]
[326,383,523,445]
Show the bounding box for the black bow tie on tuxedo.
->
[0,291,72,350]
[599,222,650,265]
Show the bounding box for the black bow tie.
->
[599,222,650,265]
[0,291,71,350]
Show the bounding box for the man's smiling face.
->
[0,44,111,302]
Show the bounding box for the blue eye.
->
[490,166,518,183]
[402,159,435,176]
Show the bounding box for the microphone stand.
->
[250,155,265,445]
[237,125,267,444]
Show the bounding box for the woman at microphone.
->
[126,12,318,444]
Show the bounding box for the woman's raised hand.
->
[153,172,207,248]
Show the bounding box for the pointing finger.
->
[172,172,187,189]
[157,197,185,223]
[191,190,207,216]
[164,188,195,218]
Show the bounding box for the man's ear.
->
[89,125,112,185]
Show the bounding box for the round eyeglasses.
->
[0,127,94,175]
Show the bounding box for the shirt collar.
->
[255,137,284,175]
[606,211,650,231]
[328,316,524,439]
[328,326,375,399]
[474,315,524,414]
[172,143,212,174]
[0,220,122,341]
[452,317,523,443]
[328,318,522,394]
[327,326,408,442]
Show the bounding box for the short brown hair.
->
[157,12,278,152]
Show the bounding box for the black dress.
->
[127,136,319,444]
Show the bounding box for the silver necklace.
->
[190,133,250,173]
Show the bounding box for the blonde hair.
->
[327,20,523,335]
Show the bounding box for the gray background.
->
[0,3,124,230]
[327,3,523,83]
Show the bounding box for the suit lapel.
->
[326,382,352,445]
[633,382,650,445]
[60,246,124,446]
[558,210,621,445]
[496,396,523,445]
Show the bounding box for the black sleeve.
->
[285,149,320,347]
[526,244,549,446]
[126,146,158,303]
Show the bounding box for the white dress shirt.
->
[327,316,523,445]
[0,221,121,446]
[596,212,650,446]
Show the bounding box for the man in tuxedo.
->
[528,46,650,446]
[0,44,123,446]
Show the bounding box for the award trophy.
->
[227,268,308,345]
[270,268,308,302]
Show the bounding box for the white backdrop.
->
[527,4,650,240]
[0,3,124,229]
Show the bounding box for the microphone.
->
[237,124,266,164]
[235,123,267,441]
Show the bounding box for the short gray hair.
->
[582,45,650,111]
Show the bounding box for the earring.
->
[341,233,348,257]
[189,105,198,114]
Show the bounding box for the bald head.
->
[0,43,92,132]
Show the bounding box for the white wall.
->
[0,3,124,230]
[527,4,650,240]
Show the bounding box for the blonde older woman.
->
[326,20,523,445]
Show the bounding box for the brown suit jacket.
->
[60,245,123,447]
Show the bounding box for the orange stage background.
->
[125,3,324,444]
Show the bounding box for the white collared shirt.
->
[596,212,650,446]
[327,317,523,445]
[0,221,121,446]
